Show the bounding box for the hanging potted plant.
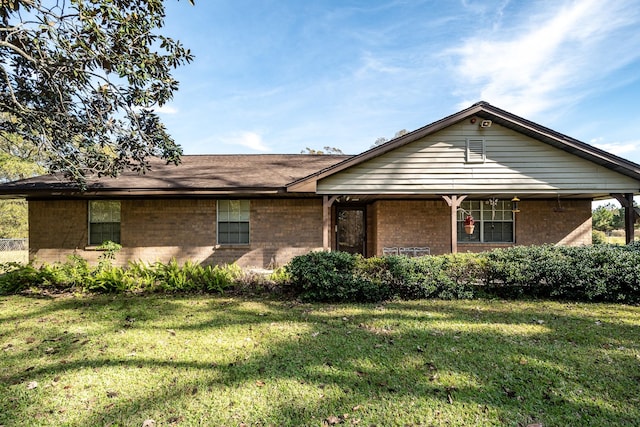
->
[464,214,475,235]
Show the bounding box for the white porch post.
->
[442,195,467,254]
[323,196,339,251]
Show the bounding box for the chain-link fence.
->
[0,239,28,251]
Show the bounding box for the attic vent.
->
[466,138,485,163]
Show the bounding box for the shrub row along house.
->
[1,102,639,268]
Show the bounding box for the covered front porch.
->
[320,193,635,256]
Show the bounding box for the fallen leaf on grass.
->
[167,329,176,336]
[255,380,265,387]
[325,415,342,425]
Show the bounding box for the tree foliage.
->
[371,129,407,148]
[300,146,344,155]
[0,120,46,238]
[592,203,624,232]
[0,0,194,184]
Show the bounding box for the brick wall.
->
[29,198,323,268]
[516,199,592,246]
[29,200,87,258]
[210,198,323,267]
[371,199,593,255]
[28,197,593,267]
[371,200,451,255]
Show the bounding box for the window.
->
[217,200,250,244]
[89,200,121,245]
[457,199,514,243]
[466,138,485,163]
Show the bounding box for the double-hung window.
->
[89,200,121,245]
[217,200,250,244]
[457,200,514,243]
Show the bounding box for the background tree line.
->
[592,203,627,233]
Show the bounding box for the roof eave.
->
[7,187,296,199]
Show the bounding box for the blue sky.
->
[158,0,640,165]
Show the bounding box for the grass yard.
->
[0,295,638,426]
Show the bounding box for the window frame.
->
[217,200,250,245]
[88,200,121,246]
[457,199,514,243]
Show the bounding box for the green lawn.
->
[0,295,638,426]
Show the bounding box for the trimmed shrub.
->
[287,251,360,302]
[287,251,393,302]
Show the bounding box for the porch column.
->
[611,193,637,244]
[323,196,339,251]
[442,195,467,254]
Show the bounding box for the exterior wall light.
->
[511,196,520,213]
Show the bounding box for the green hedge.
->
[3,244,639,302]
[287,245,640,303]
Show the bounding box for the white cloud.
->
[591,140,639,156]
[450,0,640,116]
[221,131,271,152]
[155,105,178,115]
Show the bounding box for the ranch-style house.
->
[1,102,639,268]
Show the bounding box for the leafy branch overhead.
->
[0,0,194,184]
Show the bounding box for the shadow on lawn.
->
[1,296,639,426]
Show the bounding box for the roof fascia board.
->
[1,188,286,199]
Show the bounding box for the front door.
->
[336,207,366,255]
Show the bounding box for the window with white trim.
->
[217,200,250,244]
[457,199,514,243]
[466,138,485,163]
[89,200,121,245]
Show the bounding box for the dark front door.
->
[336,207,366,255]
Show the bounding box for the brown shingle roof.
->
[0,154,351,197]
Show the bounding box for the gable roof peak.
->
[471,100,491,108]
[287,102,640,190]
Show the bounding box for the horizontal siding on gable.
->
[317,120,640,194]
